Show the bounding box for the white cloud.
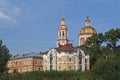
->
[0,0,21,24]
[0,11,13,22]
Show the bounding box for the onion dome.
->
[79,16,96,35]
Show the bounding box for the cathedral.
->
[7,13,96,73]
[42,13,96,71]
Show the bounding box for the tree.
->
[79,33,105,66]
[91,59,120,80]
[0,40,11,74]
[79,28,120,68]
[105,28,120,49]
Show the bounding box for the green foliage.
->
[0,40,11,74]
[105,28,120,49]
[79,28,120,80]
[91,59,120,80]
[79,28,120,66]
[0,71,90,80]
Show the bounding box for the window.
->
[19,61,22,65]
[69,66,72,70]
[39,68,41,71]
[59,58,61,61]
[59,31,61,37]
[59,66,61,69]
[62,31,64,36]
[64,60,66,64]
[34,59,37,64]
[81,38,85,45]
[69,58,71,62]
[85,59,87,63]
[40,61,42,64]
[16,61,18,65]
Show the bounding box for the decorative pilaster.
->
[75,54,79,70]
[53,56,56,70]
[47,56,50,70]
[81,56,85,71]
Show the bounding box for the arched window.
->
[59,31,61,37]
[62,31,64,36]
[80,38,85,45]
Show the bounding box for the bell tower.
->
[56,13,69,47]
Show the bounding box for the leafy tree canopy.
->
[79,28,120,67]
[0,40,11,74]
[91,59,120,80]
[79,28,120,80]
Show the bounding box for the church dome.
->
[79,16,96,35]
[79,26,96,35]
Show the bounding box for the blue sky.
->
[0,0,120,54]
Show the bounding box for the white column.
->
[81,56,85,71]
[53,56,56,70]
[75,55,79,70]
[47,56,50,70]
[58,31,60,38]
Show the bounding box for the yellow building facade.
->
[7,52,43,73]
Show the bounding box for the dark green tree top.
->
[79,28,120,67]
[0,40,11,74]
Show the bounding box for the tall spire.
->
[62,12,65,20]
[85,16,90,27]
[61,12,65,25]
[86,16,89,19]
